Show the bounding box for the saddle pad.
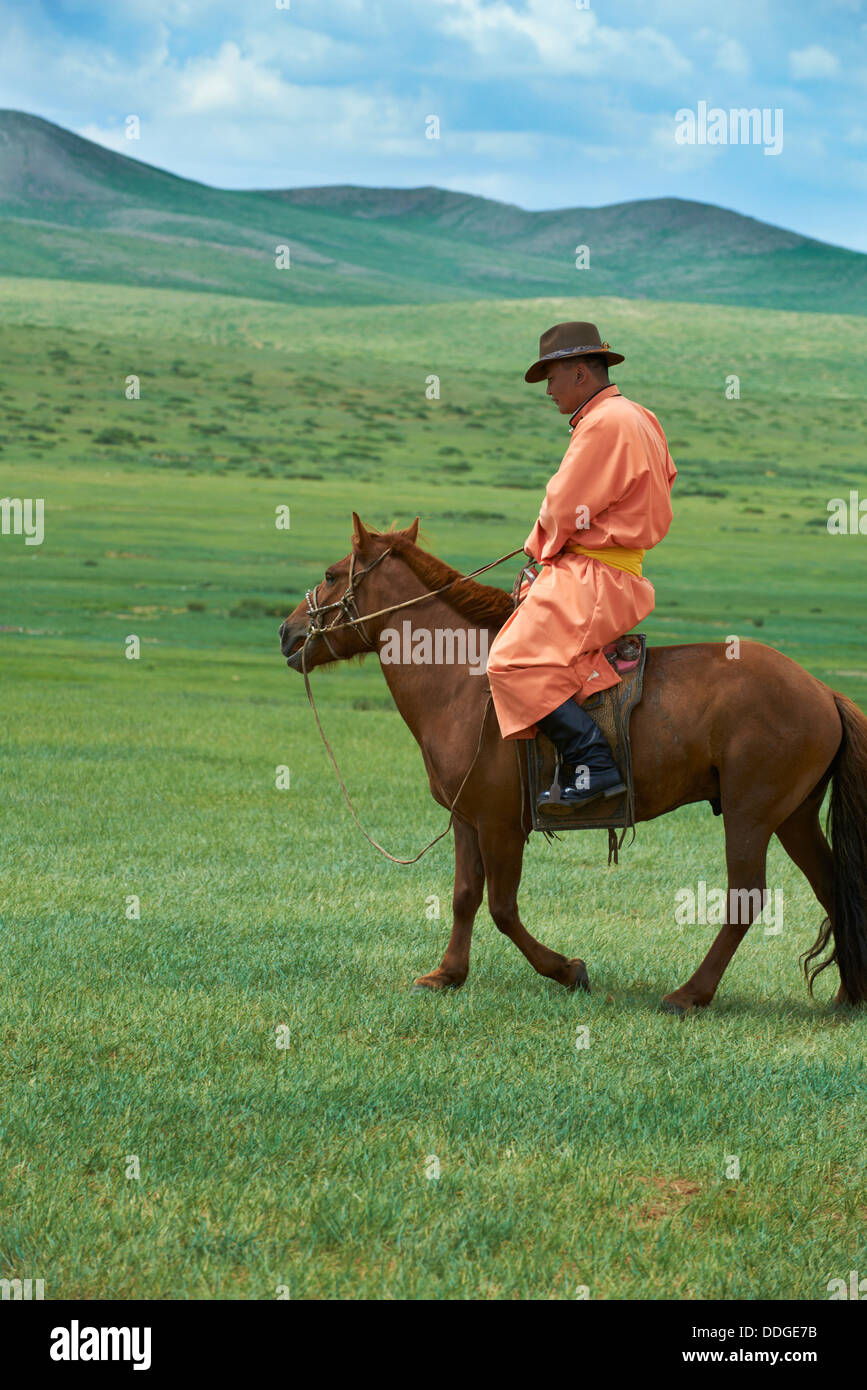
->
[524,634,647,835]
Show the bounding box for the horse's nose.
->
[278,619,287,640]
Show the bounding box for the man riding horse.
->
[280,333,867,1008]
[487,321,678,814]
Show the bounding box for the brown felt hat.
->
[524,321,624,382]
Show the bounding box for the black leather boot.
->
[536,697,625,814]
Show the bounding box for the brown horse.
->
[279,514,867,1013]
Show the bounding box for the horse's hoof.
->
[832,990,859,1012]
[661,993,708,1016]
[411,974,462,993]
[661,995,694,1017]
[567,958,590,993]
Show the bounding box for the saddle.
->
[523,634,648,860]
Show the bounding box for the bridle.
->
[302,547,393,662]
[293,542,526,864]
[299,543,531,665]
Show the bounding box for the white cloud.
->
[715,38,750,77]
[75,122,132,153]
[241,22,366,79]
[436,0,692,83]
[176,41,287,114]
[694,30,751,79]
[648,113,723,173]
[72,64,431,189]
[788,45,839,79]
[461,129,546,161]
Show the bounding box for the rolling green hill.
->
[0,109,864,313]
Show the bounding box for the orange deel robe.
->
[487,384,677,740]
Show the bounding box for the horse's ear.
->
[404,517,419,543]
[351,512,371,553]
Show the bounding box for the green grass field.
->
[2,277,866,1299]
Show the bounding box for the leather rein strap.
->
[299,545,524,864]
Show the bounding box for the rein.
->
[298,544,524,864]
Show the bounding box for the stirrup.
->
[537,763,625,815]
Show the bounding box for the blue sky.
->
[2,0,866,250]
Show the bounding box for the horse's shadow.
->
[590,977,858,1024]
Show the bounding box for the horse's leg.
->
[479,823,589,991]
[774,790,851,1006]
[775,793,833,915]
[412,817,483,991]
[662,820,771,1014]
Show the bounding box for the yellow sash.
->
[567,543,645,578]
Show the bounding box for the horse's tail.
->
[804,694,867,1003]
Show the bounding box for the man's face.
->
[545,358,592,414]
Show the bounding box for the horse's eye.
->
[325,571,336,584]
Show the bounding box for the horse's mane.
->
[374,530,514,629]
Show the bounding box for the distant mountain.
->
[0,110,864,313]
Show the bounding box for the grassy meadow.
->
[1,276,866,1299]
